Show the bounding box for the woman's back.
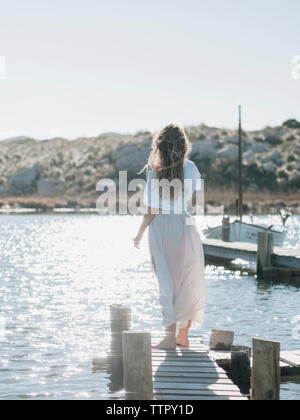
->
[143,159,201,212]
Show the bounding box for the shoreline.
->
[0,191,299,215]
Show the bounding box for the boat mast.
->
[238,105,243,222]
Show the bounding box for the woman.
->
[133,123,205,350]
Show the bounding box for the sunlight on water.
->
[0,214,299,400]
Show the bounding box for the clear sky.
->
[0,0,299,140]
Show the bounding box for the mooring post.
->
[122,331,153,400]
[109,305,132,388]
[222,216,230,242]
[256,232,274,278]
[209,329,235,351]
[231,350,251,395]
[252,338,280,400]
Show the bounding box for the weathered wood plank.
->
[154,389,244,397]
[154,382,240,392]
[155,394,248,400]
[152,346,208,351]
[152,360,219,368]
[152,353,211,359]
[153,366,226,374]
[280,351,300,367]
[153,370,228,379]
[153,376,234,384]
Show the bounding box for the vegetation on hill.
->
[0,120,299,213]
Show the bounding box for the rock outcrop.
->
[112,139,151,178]
[7,164,43,195]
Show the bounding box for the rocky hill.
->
[0,120,300,212]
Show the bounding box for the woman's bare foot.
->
[176,329,190,347]
[176,336,190,347]
[153,335,176,350]
[176,321,191,347]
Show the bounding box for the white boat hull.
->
[204,221,285,246]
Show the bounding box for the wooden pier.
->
[152,340,248,400]
[203,235,300,279]
[97,306,298,401]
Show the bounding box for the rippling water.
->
[0,214,299,400]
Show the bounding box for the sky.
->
[0,0,299,140]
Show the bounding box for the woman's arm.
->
[133,207,158,249]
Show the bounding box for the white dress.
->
[143,159,206,328]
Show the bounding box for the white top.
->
[143,159,201,213]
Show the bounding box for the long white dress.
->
[143,159,206,329]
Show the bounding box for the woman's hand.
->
[133,233,143,249]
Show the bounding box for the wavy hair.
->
[140,123,190,198]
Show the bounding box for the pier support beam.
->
[252,338,280,400]
[122,331,153,400]
[256,233,274,278]
[231,350,251,395]
[109,305,132,388]
[222,217,230,242]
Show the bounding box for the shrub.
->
[288,154,296,162]
[283,119,300,129]
[265,134,283,145]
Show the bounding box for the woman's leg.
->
[176,320,191,347]
[154,323,176,350]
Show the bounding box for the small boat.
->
[204,219,285,246]
[204,106,287,246]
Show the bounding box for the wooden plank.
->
[280,351,300,367]
[153,371,228,379]
[155,394,248,400]
[154,382,240,392]
[153,376,234,385]
[152,353,211,359]
[154,389,244,397]
[152,360,219,368]
[152,346,208,351]
[152,347,209,352]
[153,366,226,374]
[152,355,214,361]
[152,358,213,363]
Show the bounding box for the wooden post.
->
[231,350,251,395]
[109,305,131,389]
[252,338,280,400]
[222,217,230,242]
[257,232,274,278]
[122,331,153,400]
[110,304,131,354]
[209,329,234,351]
